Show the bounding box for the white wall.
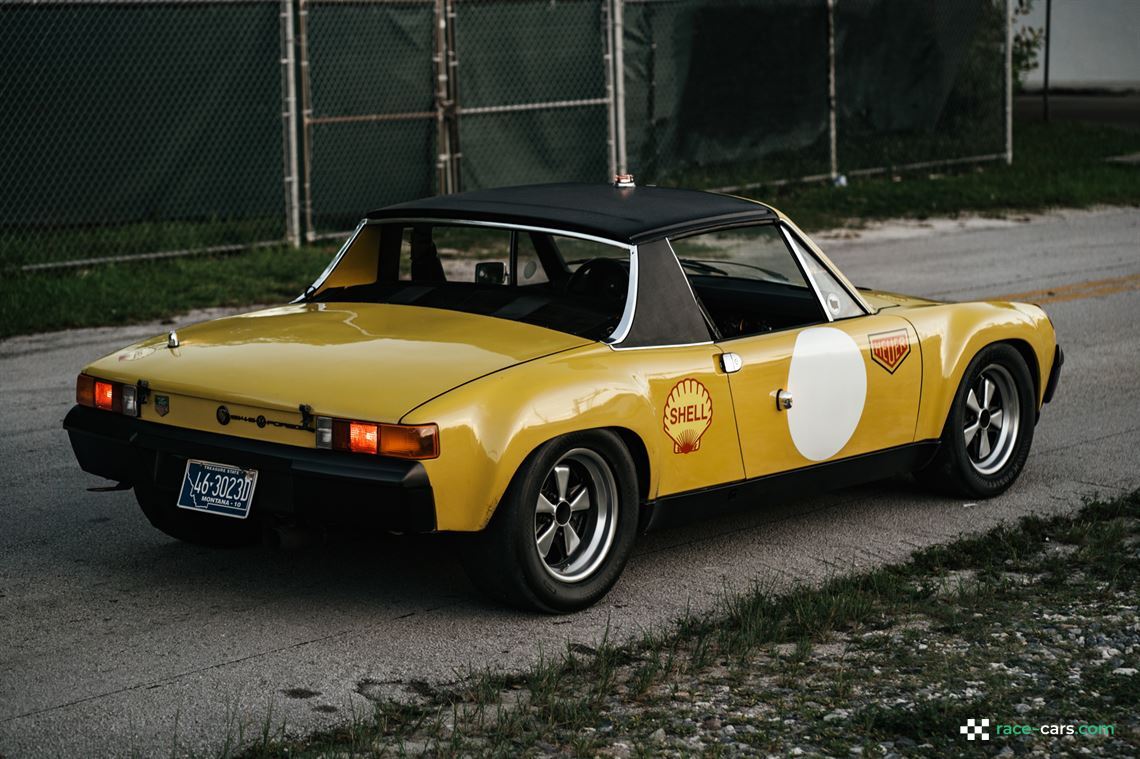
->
[1017,0,1140,90]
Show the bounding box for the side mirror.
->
[474,261,506,285]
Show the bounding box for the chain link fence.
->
[0,0,292,269]
[1,0,1011,269]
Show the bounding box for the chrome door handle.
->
[721,352,743,373]
[776,389,793,411]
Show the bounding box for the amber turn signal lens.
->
[380,424,439,460]
[76,374,95,407]
[348,421,379,455]
[329,418,439,459]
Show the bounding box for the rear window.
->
[309,223,632,341]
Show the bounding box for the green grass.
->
[765,121,1140,230]
[214,489,1140,758]
[0,245,333,339]
[2,120,1137,339]
[0,216,283,268]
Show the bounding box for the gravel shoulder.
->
[245,491,1140,758]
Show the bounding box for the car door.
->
[669,223,922,481]
[718,312,921,479]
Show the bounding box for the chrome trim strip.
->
[362,216,628,250]
[780,224,834,323]
[615,237,721,351]
[608,340,714,352]
[605,244,640,344]
[609,239,722,350]
[611,239,715,348]
[297,218,366,300]
[780,223,871,317]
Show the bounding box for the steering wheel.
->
[566,257,629,302]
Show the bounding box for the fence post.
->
[603,0,617,179]
[433,0,461,194]
[280,0,302,247]
[1005,0,1013,164]
[827,0,838,181]
[445,0,462,193]
[297,0,315,241]
[612,0,628,175]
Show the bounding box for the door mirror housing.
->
[474,261,506,285]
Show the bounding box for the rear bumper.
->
[1043,344,1064,405]
[63,405,436,532]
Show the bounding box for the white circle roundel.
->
[786,327,867,461]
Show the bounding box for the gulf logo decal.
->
[663,378,713,454]
[868,329,912,374]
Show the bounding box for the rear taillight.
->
[77,374,138,417]
[94,380,115,411]
[316,416,439,459]
[347,421,379,455]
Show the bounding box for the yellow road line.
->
[992,272,1140,304]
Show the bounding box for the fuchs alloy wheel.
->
[460,430,640,613]
[962,363,1022,476]
[918,343,1036,498]
[533,448,620,583]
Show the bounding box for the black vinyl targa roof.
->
[366,183,776,245]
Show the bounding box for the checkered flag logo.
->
[960,718,990,741]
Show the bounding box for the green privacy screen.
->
[0,1,284,261]
[1,0,1005,262]
[304,0,436,231]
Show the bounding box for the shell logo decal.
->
[663,378,713,454]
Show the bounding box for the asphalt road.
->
[1,208,1137,757]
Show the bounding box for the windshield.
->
[670,225,808,287]
[307,222,631,341]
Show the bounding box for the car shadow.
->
[81,475,942,618]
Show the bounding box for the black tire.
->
[917,343,1036,498]
[459,430,640,613]
[135,479,260,548]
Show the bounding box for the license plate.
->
[177,459,258,519]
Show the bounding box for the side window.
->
[670,225,826,339]
[516,232,550,285]
[314,225,381,293]
[398,225,511,284]
[556,236,628,272]
[782,229,864,319]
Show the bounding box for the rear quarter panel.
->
[402,343,747,531]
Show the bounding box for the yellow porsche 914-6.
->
[65,181,1062,612]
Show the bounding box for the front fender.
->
[903,301,1058,441]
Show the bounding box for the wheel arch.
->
[1004,338,1041,410]
[607,426,651,504]
[905,302,1057,441]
